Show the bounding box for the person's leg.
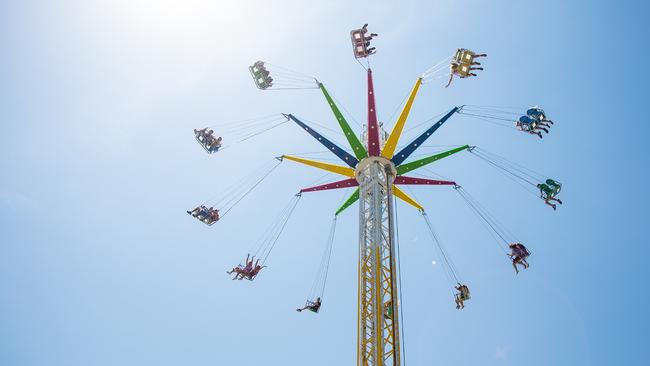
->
[445,74,454,88]
[476,54,487,57]
[469,73,477,77]
[516,258,526,271]
[470,67,483,70]
[512,260,519,273]
[544,200,557,210]
[233,268,243,279]
[537,132,543,139]
[547,197,562,203]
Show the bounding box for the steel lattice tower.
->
[356,155,400,365]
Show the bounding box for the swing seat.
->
[516,121,534,132]
[195,134,217,154]
[198,216,218,226]
[250,61,265,75]
[196,210,219,225]
[190,206,213,222]
[249,63,272,90]
[253,75,272,90]
[527,108,547,121]
[460,50,476,64]
[454,63,472,77]
[453,48,476,65]
[203,218,218,226]
[350,29,369,58]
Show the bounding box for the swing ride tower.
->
[222,25,556,366]
[185,22,562,366]
[281,63,464,364]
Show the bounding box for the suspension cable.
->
[468,148,539,187]
[393,194,407,365]
[422,212,461,287]
[220,160,283,218]
[320,218,336,296]
[454,187,511,253]
[260,194,301,264]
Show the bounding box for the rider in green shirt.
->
[537,180,563,210]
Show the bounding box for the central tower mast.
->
[356,68,401,366]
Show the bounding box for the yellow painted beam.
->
[393,185,424,212]
[381,78,423,159]
[282,155,355,177]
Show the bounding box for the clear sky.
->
[1,0,648,365]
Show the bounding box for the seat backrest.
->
[460,49,476,65]
[456,64,471,77]
[351,29,368,58]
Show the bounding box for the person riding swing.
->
[297,297,322,313]
[455,283,471,309]
[537,179,563,210]
[208,136,223,152]
[508,243,530,274]
[446,48,487,87]
[526,107,554,125]
[227,254,254,279]
[445,62,483,87]
[241,260,265,280]
[384,301,393,320]
[517,115,548,138]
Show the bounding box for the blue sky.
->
[1,0,648,365]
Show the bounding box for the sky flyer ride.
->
[185,23,562,366]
